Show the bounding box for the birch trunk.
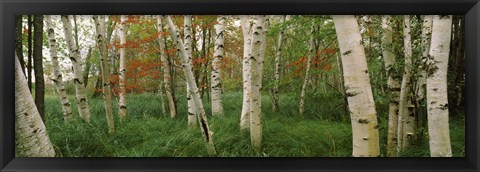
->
[417,15,433,102]
[118,15,128,121]
[93,15,115,133]
[15,55,55,157]
[46,15,73,123]
[33,15,45,120]
[61,15,91,123]
[299,19,315,115]
[427,15,453,157]
[249,15,266,152]
[273,15,286,112]
[166,16,217,156]
[157,16,177,119]
[240,16,253,131]
[397,15,415,152]
[184,15,196,126]
[333,15,380,157]
[381,15,402,157]
[211,16,225,116]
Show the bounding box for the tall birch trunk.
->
[118,15,128,121]
[333,15,380,157]
[46,15,73,123]
[61,15,91,123]
[166,16,217,156]
[249,15,266,152]
[211,16,225,116]
[240,16,253,131]
[381,15,402,157]
[426,15,453,157]
[299,19,315,115]
[184,15,196,126]
[397,15,415,152]
[93,15,115,133]
[273,15,286,112]
[157,16,177,119]
[417,15,433,102]
[15,55,55,157]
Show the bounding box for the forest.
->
[14,15,465,157]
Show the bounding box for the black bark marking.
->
[74,78,81,84]
[188,112,195,116]
[342,50,352,55]
[433,88,439,91]
[63,103,70,107]
[374,125,379,129]
[80,98,86,102]
[200,118,210,142]
[427,65,438,77]
[24,113,28,116]
[358,119,369,124]
[430,101,437,104]
[439,104,448,110]
[346,91,359,97]
[364,70,368,74]
[120,105,127,109]
[70,57,77,63]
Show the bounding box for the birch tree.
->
[240,16,253,131]
[118,15,128,121]
[249,15,266,152]
[184,15,196,125]
[397,15,415,152]
[46,15,73,123]
[166,16,217,156]
[15,55,55,157]
[272,15,286,112]
[299,19,315,115]
[61,15,91,123]
[417,15,433,102]
[211,16,225,116]
[93,15,115,133]
[381,15,402,157]
[426,15,453,157]
[157,16,177,119]
[332,15,380,157]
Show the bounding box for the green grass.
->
[44,92,465,157]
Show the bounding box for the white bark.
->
[118,15,128,121]
[157,16,177,118]
[299,19,315,115]
[211,16,225,116]
[249,15,266,152]
[93,15,115,133]
[273,15,286,112]
[15,56,55,157]
[397,15,415,152]
[166,16,217,156]
[46,15,73,124]
[184,15,197,127]
[417,15,433,101]
[427,15,452,157]
[61,15,91,123]
[240,16,253,131]
[381,15,401,157]
[332,15,380,157]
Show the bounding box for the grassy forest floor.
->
[44,92,465,157]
